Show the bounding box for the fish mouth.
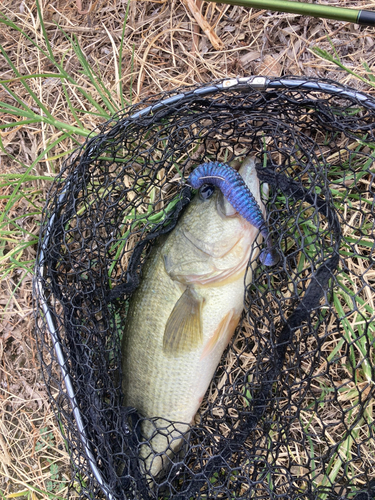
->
[182,227,242,259]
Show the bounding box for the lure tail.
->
[260,242,279,266]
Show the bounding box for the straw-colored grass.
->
[1,0,374,498]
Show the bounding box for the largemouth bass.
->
[121,156,268,481]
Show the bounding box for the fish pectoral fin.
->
[200,308,240,360]
[163,287,204,356]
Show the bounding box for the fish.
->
[121,156,270,482]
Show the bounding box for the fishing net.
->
[33,76,375,500]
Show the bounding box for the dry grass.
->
[1,0,375,498]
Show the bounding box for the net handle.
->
[206,0,375,27]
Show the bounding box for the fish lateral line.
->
[187,160,279,266]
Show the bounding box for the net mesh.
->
[33,76,375,500]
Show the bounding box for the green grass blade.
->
[129,43,135,104]
[362,62,375,82]
[0,103,92,135]
[118,2,131,109]
[0,118,43,129]
[0,12,50,60]
[0,174,56,181]
[61,80,85,129]
[35,0,57,63]
[0,11,113,121]
[0,73,64,84]
[68,31,117,116]
[0,44,53,119]
[312,46,375,89]
[52,26,115,118]
[0,78,43,114]
[0,103,43,121]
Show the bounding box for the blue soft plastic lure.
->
[187,161,278,266]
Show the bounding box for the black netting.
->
[33,76,375,500]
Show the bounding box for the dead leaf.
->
[181,0,224,51]
[256,54,282,77]
[240,51,261,67]
[0,427,11,466]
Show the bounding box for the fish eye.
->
[199,184,215,200]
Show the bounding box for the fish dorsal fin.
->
[163,287,204,356]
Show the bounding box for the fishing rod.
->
[206,0,375,27]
